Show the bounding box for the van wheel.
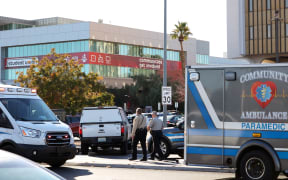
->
[2,145,17,154]
[239,150,276,180]
[120,141,128,155]
[81,143,89,155]
[49,160,66,167]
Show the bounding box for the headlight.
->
[20,127,41,138]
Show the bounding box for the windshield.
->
[0,98,57,121]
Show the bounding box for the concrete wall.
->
[227,0,246,59]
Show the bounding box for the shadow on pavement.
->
[48,166,92,180]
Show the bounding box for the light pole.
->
[272,10,282,63]
[163,0,168,127]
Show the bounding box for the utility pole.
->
[163,0,167,127]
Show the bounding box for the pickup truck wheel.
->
[48,160,66,167]
[81,143,89,155]
[239,150,276,180]
[120,141,128,155]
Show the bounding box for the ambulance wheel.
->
[49,160,66,167]
[2,145,17,154]
[81,143,89,155]
[239,150,276,180]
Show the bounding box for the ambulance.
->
[0,84,76,167]
[185,64,288,179]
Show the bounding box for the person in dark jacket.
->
[129,108,147,161]
[147,111,164,161]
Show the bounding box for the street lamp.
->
[272,10,283,63]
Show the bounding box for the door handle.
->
[191,121,195,128]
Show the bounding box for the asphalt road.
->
[44,147,288,180]
[49,166,236,180]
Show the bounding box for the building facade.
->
[227,0,288,63]
[0,16,209,87]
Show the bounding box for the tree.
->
[108,73,184,113]
[15,49,114,115]
[170,21,192,75]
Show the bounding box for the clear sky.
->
[2,0,227,57]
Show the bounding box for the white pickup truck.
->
[79,107,131,154]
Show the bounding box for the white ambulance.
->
[0,84,76,167]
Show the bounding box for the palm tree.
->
[170,21,192,76]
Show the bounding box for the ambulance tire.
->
[239,150,276,180]
[81,143,89,155]
[2,145,17,154]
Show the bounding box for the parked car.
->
[65,115,81,137]
[159,115,183,127]
[147,120,184,158]
[80,107,132,154]
[0,150,65,180]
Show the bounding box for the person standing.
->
[129,108,147,161]
[147,111,164,161]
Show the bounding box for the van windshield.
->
[0,98,57,121]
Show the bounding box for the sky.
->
[1,0,227,57]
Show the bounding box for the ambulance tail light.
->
[31,89,37,93]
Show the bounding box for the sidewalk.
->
[66,153,234,173]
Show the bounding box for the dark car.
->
[65,115,81,137]
[0,150,65,180]
[147,120,184,158]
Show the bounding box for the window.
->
[0,109,12,129]
[267,24,271,38]
[286,24,288,37]
[250,26,254,40]
[249,0,253,11]
[267,0,271,10]
[286,0,288,8]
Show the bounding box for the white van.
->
[80,107,131,154]
[0,84,76,167]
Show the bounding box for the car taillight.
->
[79,126,82,136]
[121,125,125,135]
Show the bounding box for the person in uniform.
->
[129,108,147,161]
[147,111,164,161]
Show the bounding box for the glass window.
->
[286,24,288,37]
[67,42,72,53]
[249,26,254,40]
[249,0,253,12]
[267,24,271,38]
[286,0,288,8]
[267,0,271,10]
